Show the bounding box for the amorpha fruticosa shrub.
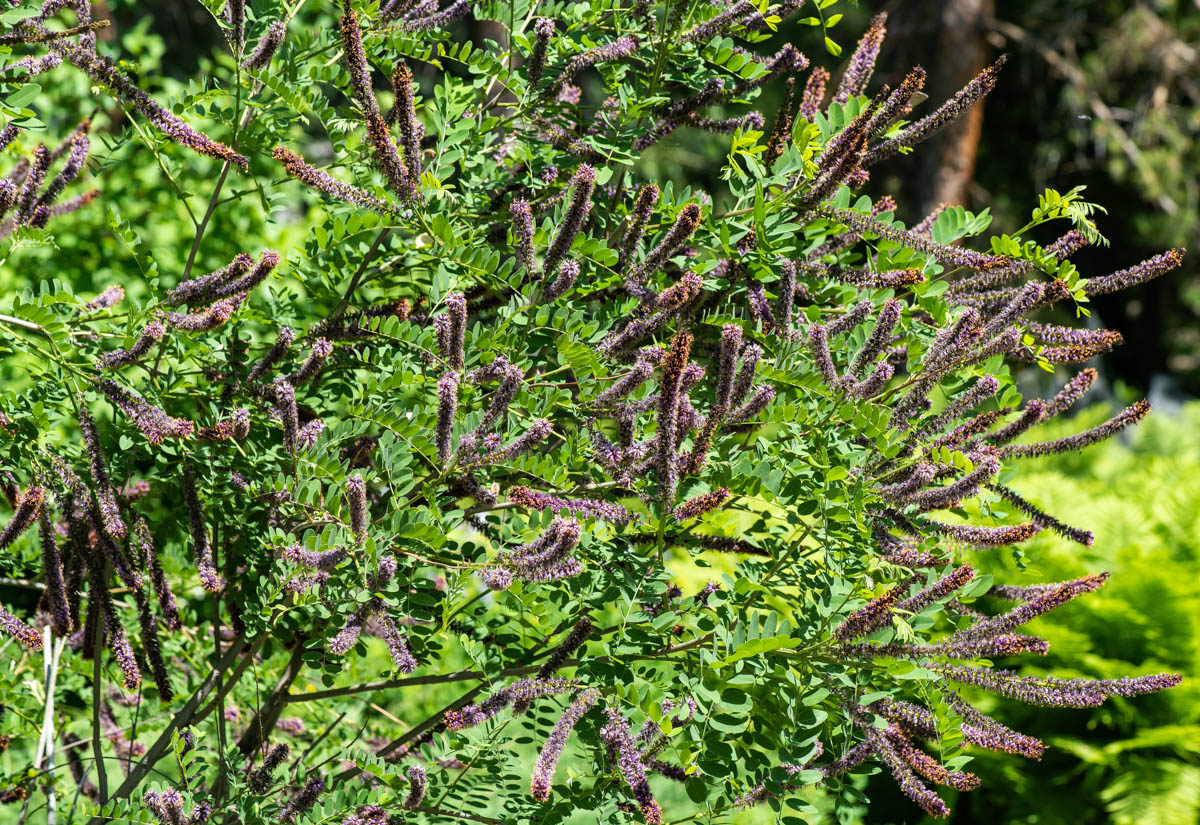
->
[0,1,1187,823]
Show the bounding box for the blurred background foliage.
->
[0,1,1195,823]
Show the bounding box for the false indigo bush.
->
[0,1,1186,823]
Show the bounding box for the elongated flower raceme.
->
[527,18,555,87]
[183,466,223,592]
[391,62,424,199]
[626,204,701,300]
[78,398,126,540]
[403,764,427,809]
[656,330,693,505]
[1084,248,1185,296]
[929,520,1040,548]
[800,66,829,121]
[444,678,578,730]
[246,326,296,386]
[0,485,43,551]
[98,320,166,369]
[680,0,757,44]
[985,482,1093,546]
[134,517,181,630]
[0,601,41,649]
[531,688,600,801]
[673,488,729,522]
[537,617,593,678]
[543,165,596,281]
[346,475,368,543]
[510,199,536,274]
[248,743,290,793]
[866,57,1006,167]
[508,485,634,524]
[91,563,141,690]
[38,507,72,635]
[542,36,639,100]
[816,206,1007,271]
[280,777,325,825]
[377,613,418,672]
[166,293,245,332]
[286,337,333,386]
[395,0,470,32]
[953,572,1109,643]
[339,1,410,197]
[634,78,726,151]
[436,371,459,462]
[601,707,664,824]
[546,259,580,299]
[96,380,193,444]
[242,20,286,71]
[834,578,913,642]
[866,67,927,138]
[15,144,50,224]
[999,400,1150,459]
[928,663,1180,708]
[54,39,248,170]
[618,184,660,273]
[272,146,394,214]
[35,126,88,214]
[275,380,300,456]
[444,292,467,370]
[483,518,583,588]
[834,12,886,103]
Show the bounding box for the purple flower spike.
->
[99,320,167,370]
[834,12,887,103]
[272,147,394,215]
[346,475,368,543]
[242,20,286,71]
[527,18,555,87]
[165,293,246,333]
[834,578,913,642]
[0,602,42,649]
[78,398,126,540]
[542,36,639,100]
[390,62,424,199]
[404,764,427,809]
[537,617,593,678]
[542,165,596,281]
[867,57,1007,167]
[0,485,43,551]
[96,379,194,444]
[511,199,536,275]
[57,41,249,170]
[999,400,1150,459]
[436,371,459,463]
[247,326,296,386]
[600,707,664,824]
[248,743,290,793]
[167,255,253,306]
[275,381,299,456]
[377,613,418,673]
[279,776,324,825]
[618,184,660,273]
[985,483,1093,546]
[1084,248,1185,297]
[38,508,72,635]
[531,688,600,801]
[673,488,729,522]
[183,466,224,592]
[801,66,830,121]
